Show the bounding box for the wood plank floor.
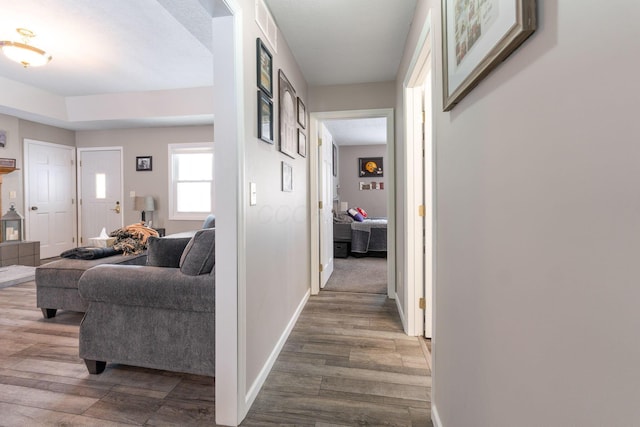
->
[0,280,431,426]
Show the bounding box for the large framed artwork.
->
[442,0,536,111]
[278,70,297,158]
[256,38,273,97]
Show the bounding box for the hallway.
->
[243,291,432,425]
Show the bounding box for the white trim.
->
[432,404,443,427]
[309,109,396,299]
[167,142,214,221]
[23,139,77,245]
[244,289,310,404]
[76,146,124,243]
[395,291,406,330]
[211,0,244,425]
[402,11,433,337]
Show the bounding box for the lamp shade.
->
[144,196,155,212]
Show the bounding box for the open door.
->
[78,148,124,245]
[319,123,334,287]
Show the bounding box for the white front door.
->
[25,140,77,259]
[78,148,123,245]
[319,123,334,287]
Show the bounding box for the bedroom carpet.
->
[324,256,387,294]
[0,265,36,289]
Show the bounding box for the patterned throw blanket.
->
[110,223,159,255]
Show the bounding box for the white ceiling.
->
[324,117,387,146]
[264,0,417,86]
[0,0,416,133]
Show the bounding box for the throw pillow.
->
[347,208,364,222]
[180,228,215,275]
[146,236,193,268]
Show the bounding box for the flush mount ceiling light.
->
[0,28,52,68]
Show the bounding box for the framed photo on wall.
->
[136,156,152,171]
[297,97,306,129]
[297,129,306,158]
[358,157,383,177]
[257,91,274,144]
[441,0,536,111]
[282,161,293,192]
[256,38,273,97]
[278,70,297,158]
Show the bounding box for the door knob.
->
[112,201,121,214]
[31,206,38,211]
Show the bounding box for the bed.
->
[333,217,387,257]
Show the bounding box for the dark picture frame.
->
[278,70,297,158]
[136,156,152,171]
[332,144,338,177]
[297,129,306,158]
[256,38,273,97]
[257,91,274,144]
[359,157,383,177]
[297,97,306,129]
[442,0,536,111]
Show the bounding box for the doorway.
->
[309,108,396,299]
[77,148,124,245]
[23,139,77,259]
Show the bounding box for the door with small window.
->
[168,143,214,221]
[78,148,123,245]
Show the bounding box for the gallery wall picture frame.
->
[297,129,306,158]
[282,161,293,192]
[257,91,274,144]
[256,38,273,97]
[442,0,536,111]
[136,156,152,171]
[332,144,337,177]
[358,157,383,177]
[297,97,306,129]
[278,69,297,159]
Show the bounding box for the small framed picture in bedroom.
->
[358,157,383,177]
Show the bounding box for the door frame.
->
[309,108,396,298]
[77,147,124,244]
[402,12,435,337]
[23,139,77,246]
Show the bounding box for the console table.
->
[0,241,40,267]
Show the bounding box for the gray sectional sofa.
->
[78,227,215,376]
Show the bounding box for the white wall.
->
[399,1,640,425]
[338,144,387,217]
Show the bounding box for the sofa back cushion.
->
[179,228,215,275]
[146,236,192,268]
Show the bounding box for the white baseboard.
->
[395,292,408,332]
[432,404,443,427]
[244,288,310,407]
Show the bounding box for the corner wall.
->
[398,1,640,425]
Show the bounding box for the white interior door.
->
[79,148,123,245]
[319,123,334,287]
[25,140,76,259]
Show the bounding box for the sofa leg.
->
[41,308,57,319]
[84,359,107,374]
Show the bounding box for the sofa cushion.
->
[179,228,215,275]
[146,236,192,268]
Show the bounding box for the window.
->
[168,143,214,220]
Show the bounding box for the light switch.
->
[129,191,136,197]
[250,182,257,206]
[9,191,16,199]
